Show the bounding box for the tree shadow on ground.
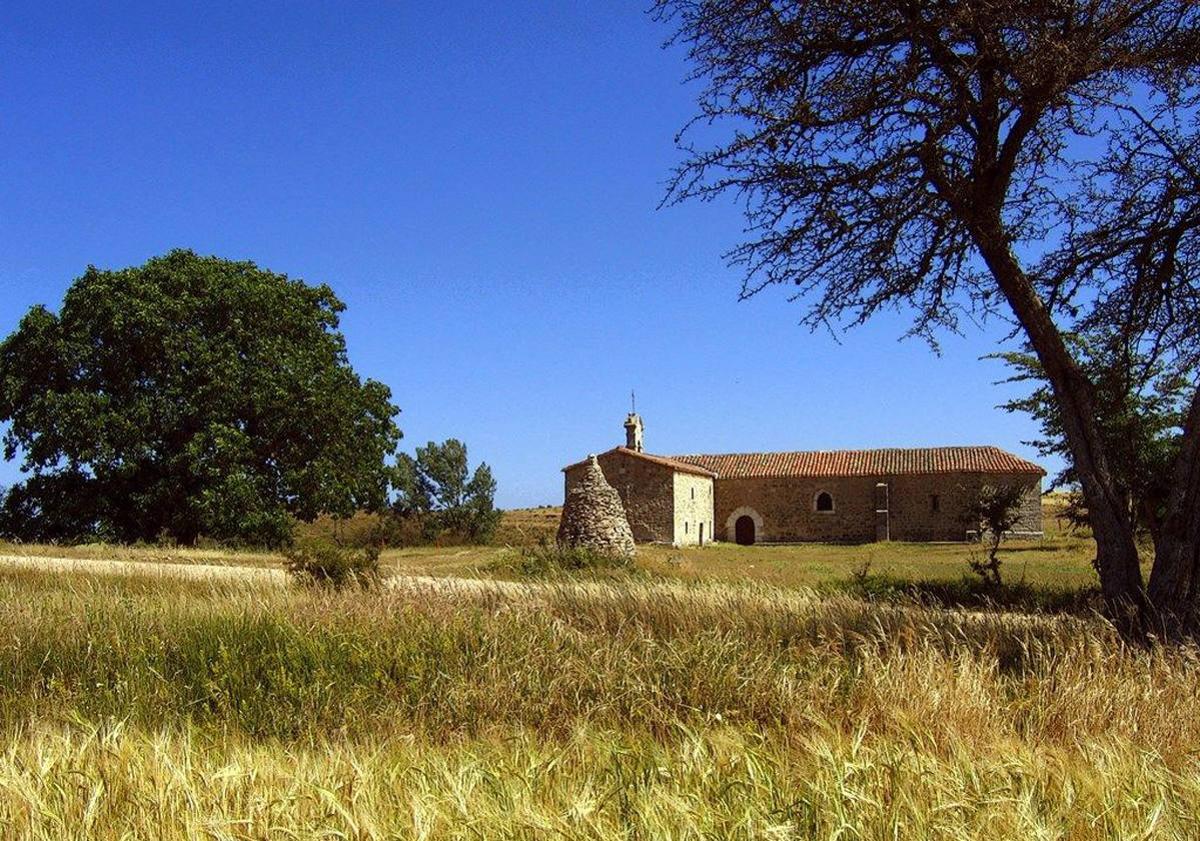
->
[826,573,1105,616]
[1001,541,1085,553]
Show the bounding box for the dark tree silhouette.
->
[0,250,402,546]
[655,0,1200,638]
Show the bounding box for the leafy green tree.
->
[393,439,500,543]
[995,333,1190,547]
[962,483,1032,587]
[0,250,402,546]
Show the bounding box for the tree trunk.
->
[1147,388,1200,639]
[1140,497,1163,550]
[970,221,1148,631]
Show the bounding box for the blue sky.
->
[0,1,1050,508]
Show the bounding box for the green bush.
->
[284,542,381,590]
[494,538,632,577]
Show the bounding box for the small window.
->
[691,487,695,500]
[815,492,834,512]
[931,494,941,513]
[684,521,688,534]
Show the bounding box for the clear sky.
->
[0,1,1053,508]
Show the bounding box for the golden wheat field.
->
[0,535,1196,840]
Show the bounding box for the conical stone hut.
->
[557,455,636,558]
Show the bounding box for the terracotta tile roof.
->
[562,447,717,478]
[667,446,1044,479]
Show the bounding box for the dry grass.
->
[0,532,1102,591]
[3,722,1197,840]
[635,532,1101,589]
[0,541,286,568]
[0,499,1105,592]
[492,505,562,546]
[292,506,563,553]
[0,567,1198,837]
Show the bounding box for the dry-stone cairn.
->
[557,455,636,558]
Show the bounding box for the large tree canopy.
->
[0,250,402,546]
[655,0,1200,638]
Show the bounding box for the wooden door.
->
[735,515,755,546]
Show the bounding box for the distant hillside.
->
[492,507,562,547]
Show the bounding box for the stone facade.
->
[711,472,1042,544]
[673,471,714,546]
[562,418,1045,546]
[563,448,715,545]
[556,455,636,557]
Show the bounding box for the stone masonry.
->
[562,417,1045,546]
[563,447,715,545]
[673,470,714,546]
[557,455,637,557]
[706,473,1042,543]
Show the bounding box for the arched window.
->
[815,491,834,512]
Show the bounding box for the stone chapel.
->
[562,414,1044,546]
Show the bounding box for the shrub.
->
[962,483,1030,586]
[283,542,381,590]
[494,538,633,577]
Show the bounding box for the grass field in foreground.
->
[0,568,1197,839]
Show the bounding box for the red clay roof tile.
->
[562,447,717,477]
[667,446,1044,479]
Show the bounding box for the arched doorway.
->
[735,515,756,545]
[726,506,764,545]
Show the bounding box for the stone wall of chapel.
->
[714,476,877,543]
[565,451,675,543]
[885,473,1043,541]
[713,472,1043,543]
[673,471,715,546]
